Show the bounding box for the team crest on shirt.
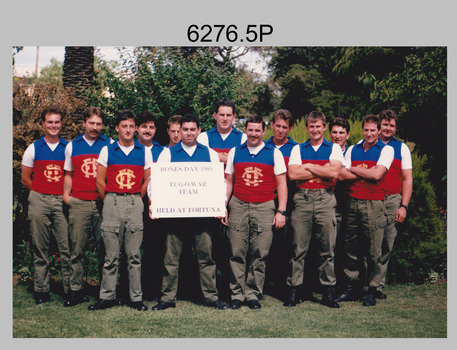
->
[81,158,98,178]
[44,164,63,182]
[242,166,263,187]
[116,169,136,189]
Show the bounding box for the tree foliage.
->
[388,152,447,284]
[86,47,256,144]
[370,47,447,205]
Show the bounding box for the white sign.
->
[149,162,226,218]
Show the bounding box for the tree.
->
[36,57,63,86]
[370,47,447,207]
[86,47,257,144]
[63,46,94,100]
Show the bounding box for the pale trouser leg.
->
[313,190,337,287]
[343,198,386,288]
[287,190,314,287]
[160,219,184,303]
[378,193,401,291]
[68,197,102,291]
[244,200,275,301]
[28,190,70,293]
[193,219,218,303]
[227,197,250,302]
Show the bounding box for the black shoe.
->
[151,301,176,311]
[230,299,243,310]
[321,287,340,308]
[131,301,148,311]
[363,293,376,306]
[335,284,360,302]
[206,299,229,310]
[116,297,126,306]
[63,291,89,307]
[88,299,116,311]
[297,286,313,303]
[284,287,298,307]
[374,290,387,300]
[34,292,50,305]
[246,299,261,309]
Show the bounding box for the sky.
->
[13,46,270,78]
[13,46,132,67]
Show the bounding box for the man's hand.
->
[395,207,407,223]
[273,212,285,229]
[63,193,71,205]
[149,205,158,220]
[219,209,228,226]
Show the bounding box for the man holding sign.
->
[149,114,228,311]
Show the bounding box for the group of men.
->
[21,97,412,312]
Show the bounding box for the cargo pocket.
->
[375,215,387,230]
[101,223,121,239]
[128,222,144,234]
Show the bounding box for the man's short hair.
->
[271,109,294,127]
[136,111,157,126]
[167,115,182,128]
[115,109,136,126]
[214,98,236,115]
[83,106,104,123]
[329,117,350,133]
[379,109,398,125]
[181,113,200,128]
[41,104,63,121]
[362,114,381,130]
[305,111,327,126]
[245,115,265,130]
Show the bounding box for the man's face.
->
[180,122,200,147]
[83,115,103,141]
[363,122,380,147]
[330,125,350,149]
[137,121,156,145]
[167,123,181,146]
[271,118,292,144]
[42,113,62,138]
[213,106,235,134]
[245,122,265,148]
[380,118,397,141]
[306,119,326,143]
[115,118,136,144]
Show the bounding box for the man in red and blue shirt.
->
[21,105,70,304]
[285,111,344,308]
[329,117,351,292]
[88,110,152,311]
[336,114,394,306]
[264,109,298,295]
[63,106,112,307]
[377,109,412,300]
[224,115,287,310]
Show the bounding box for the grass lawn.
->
[12,280,447,338]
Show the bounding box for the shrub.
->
[388,152,447,284]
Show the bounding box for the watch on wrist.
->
[400,204,408,210]
[277,210,287,216]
